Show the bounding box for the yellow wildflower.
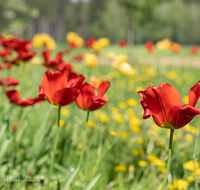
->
[119,132,127,139]
[110,131,117,136]
[184,160,199,171]
[138,160,148,167]
[84,53,97,67]
[133,149,144,156]
[118,102,127,109]
[114,165,127,172]
[172,179,189,190]
[87,121,95,128]
[59,119,65,127]
[127,99,138,107]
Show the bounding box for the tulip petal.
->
[140,100,164,127]
[168,105,200,129]
[156,83,181,122]
[67,75,85,88]
[86,96,108,111]
[5,90,20,103]
[54,87,79,106]
[189,81,200,107]
[98,81,110,97]
[76,82,95,110]
[137,86,166,126]
[41,70,68,103]
[55,51,65,62]
[42,50,50,62]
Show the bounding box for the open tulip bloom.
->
[39,69,85,106]
[137,82,200,129]
[76,81,110,111]
[137,82,200,189]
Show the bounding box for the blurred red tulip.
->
[0,63,13,69]
[144,41,154,53]
[5,90,45,107]
[0,36,32,51]
[190,45,198,54]
[39,69,85,106]
[42,50,65,69]
[0,76,19,86]
[85,37,97,48]
[118,40,127,47]
[74,53,83,61]
[76,81,110,111]
[12,50,36,64]
[0,48,12,57]
[138,82,200,129]
[69,42,77,48]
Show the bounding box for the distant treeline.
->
[1,0,200,44]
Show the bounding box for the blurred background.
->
[1,0,200,44]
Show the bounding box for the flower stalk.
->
[161,129,174,190]
[47,106,61,190]
[78,111,90,167]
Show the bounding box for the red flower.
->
[76,81,110,111]
[42,50,65,69]
[0,76,19,86]
[0,36,32,51]
[144,41,154,53]
[85,37,97,48]
[0,63,13,69]
[39,69,85,106]
[0,36,32,52]
[12,50,36,64]
[69,42,77,48]
[190,45,198,54]
[137,82,200,129]
[58,63,78,79]
[5,90,45,107]
[74,53,83,61]
[118,40,127,47]
[0,48,12,57]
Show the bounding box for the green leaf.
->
[61,167,79,190]
[85,173,101,190]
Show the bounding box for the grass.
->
[0,44,200,190]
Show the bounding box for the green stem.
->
[47,106,61,190]
[161,129,174,190]
[78,111,90,167]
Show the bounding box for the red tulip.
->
[85,37,97,48]
[42,50,65,69]
[144,41,154,53]
[76,81,110,111]
[69,42,77,48]
[0,48,12,57]
[5,90,45,107]
[137,82,200,129]
[190,45,198,54]
[12,50,36,63]
[0,63,13,69]
[118,40,127,47]
[39,69,85,106]
[0,76,19,86]
[0,36,32,51]
[74,53,83,61]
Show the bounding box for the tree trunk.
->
[127,13,134,61]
